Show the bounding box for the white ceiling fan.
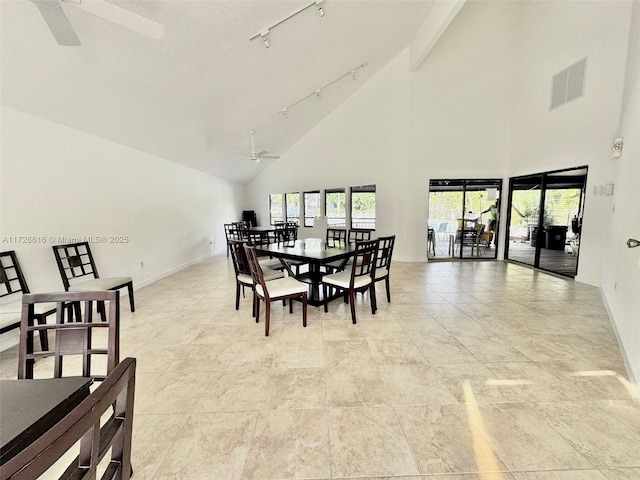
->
[31,0,164,46]
[240,130,280,163]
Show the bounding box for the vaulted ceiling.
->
[1,0,439,184]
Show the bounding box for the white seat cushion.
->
[237,269,283,285]
[258,258,282,270]
[237,273,253,285]
[0,299,57,329]
[374,268,389,280]
[68,277,132,291]
[256,277,307,298]
[323,270,372,289]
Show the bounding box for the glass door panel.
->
[506,179,542,267]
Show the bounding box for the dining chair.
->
[1,357,136,480]
[348,229,373,242]
[228,239,283,314]
[1,251,57,351]
[437,222,449,241]
[18,290,120,381]
[245,246,308,336]
[373,235,396,309]
[326,228,347,246]
[322,239,378,324]
[427,228,436,256]
[246,232,285,271]
[52,242,135,322]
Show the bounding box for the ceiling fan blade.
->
[259,155,280,160]
[255,150,269,157]
[35,3,81,46]
[71,0,164,40]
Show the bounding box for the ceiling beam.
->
[409,0,467,72]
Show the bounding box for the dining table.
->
[0,376,93,466]
[255,238,357,306]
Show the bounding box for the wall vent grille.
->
[550,57,587,110]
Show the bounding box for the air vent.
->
[550,57,587,110]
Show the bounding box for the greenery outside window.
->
[303,191,320,227]
[350,185,376,230]
[269,193,283,225]
[285,192,300,224]
[325,188,346,227]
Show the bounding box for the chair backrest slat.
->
[348,239,378,286]
[375,235,396,272]
[348,229,373,242]
[52,243,100,290]
[18,290,120,381]
[326,228,347,245]
[0,251,29,298]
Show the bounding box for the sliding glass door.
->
[428,179,502,260]
[505,167,587,277]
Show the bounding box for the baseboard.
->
[574,275,601,287]
[601,288,640,404]
[134,251,216,289]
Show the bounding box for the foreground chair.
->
[228,239,283,314]
[0,251,55,350]
[373,235,396,309]
[323,239,378,324]
[1,357,136,480]
[19,290,120,381]
[245,246,308,336]
[52,242,134,317]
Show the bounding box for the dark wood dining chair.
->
[348,229,373,242]
[245,246,308,336]
[52,242,134,319]
[228,240,283,314]
[373,235,396,309]
[326,228,347,246]
[322,239,378,324]
[0,250,56,351]
[1,357,136,480]
[18,290,120,381]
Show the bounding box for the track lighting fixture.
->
[250,0,326,48]
[260,30,270,48]
[277,62,368,118]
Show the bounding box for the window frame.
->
[350,185,376,230]
[325,188,346,228]
[303,190,321,227]
[285,192,300,225]
[269,193,283,225]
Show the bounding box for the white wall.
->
[245,50,412,256]
[405,0,517,260]
[508,0,632,285]
[0,107,243,294]
[601,0,640,388]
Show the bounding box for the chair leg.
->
[265,301,271,336]
[302,294,307,327]
[323,285,329,313]
[255,297,260,323]
[349,291,357,324]
[385,277,391,303]
[370,284,377,315]
[98,300,107,322]
[235,283,241,310]
[127,283,135,312]
[289,299,293,314]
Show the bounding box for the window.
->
[350,185,376,230]
[303,191,320,227]
[269,194,283,225]
[325,188,346,227]
[285,192,300,224]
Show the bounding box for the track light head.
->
[260,30,270,48]
[317,6,325,17]
[280,109,288,119]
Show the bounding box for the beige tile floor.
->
[2,256,640,480]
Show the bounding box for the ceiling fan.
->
[31,0,164,46]
[240,130,280,163]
